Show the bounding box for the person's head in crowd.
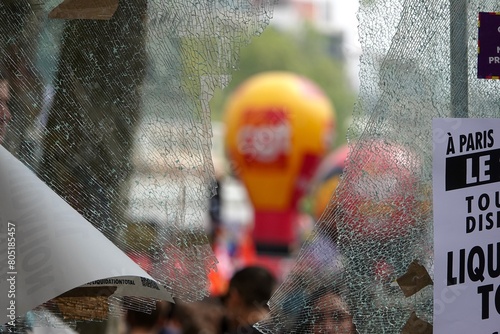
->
[308,280,356,334]
[160,298,225,334]
[0,63,11,144]
[223,266,277,333]
[124,298,165,334]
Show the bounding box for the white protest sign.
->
[0,146,173,326]
[433,118,500,334]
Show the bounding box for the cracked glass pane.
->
[0,0,274,330]
[257,0,500,333]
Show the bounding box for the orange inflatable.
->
[223,72,335,251]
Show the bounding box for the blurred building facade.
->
[272,0,347,61]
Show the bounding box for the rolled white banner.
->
[0,146,172,325]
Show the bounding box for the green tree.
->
[210,24,357,148]
[1,0,45,162]
[39,2,148,332]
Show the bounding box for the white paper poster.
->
[433,118,500,334]
[0,146,173,326]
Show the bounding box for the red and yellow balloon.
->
[223,72,335,251]
[339,141,424,240]
[311,144,349,222]
[311,140,429,243]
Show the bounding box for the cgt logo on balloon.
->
[236,108,291,167]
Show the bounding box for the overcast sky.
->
[332,0,361,90]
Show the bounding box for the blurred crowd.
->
[122,265,356,334]
[122,266,275,334]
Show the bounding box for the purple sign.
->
[478,12,500,79]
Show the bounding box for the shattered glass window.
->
[0,0,274,330]
[257,0,500,333]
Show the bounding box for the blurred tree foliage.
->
[0,0,45,161]
[209,24,357,148]
[40,0,148,243]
